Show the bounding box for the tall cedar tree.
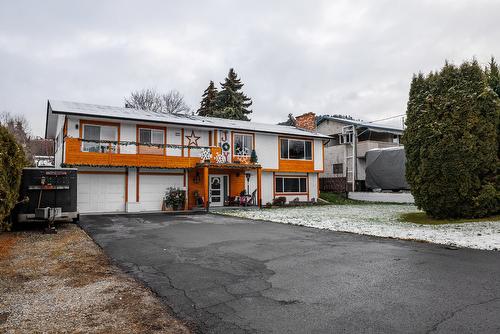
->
[197,81,218,117]
[215,68,253,120]
[0,125,27,226]
[403,59,500,219]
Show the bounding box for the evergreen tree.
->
[403,59,500,219]
[215,68,253,121]
[197,81,219,117]
[0,125,27,229]
[486,57,500,97]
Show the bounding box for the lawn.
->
[218,204,500,251]
[0,224,190,334]
[401,212,500,225]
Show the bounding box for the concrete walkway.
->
[80,213,500,334]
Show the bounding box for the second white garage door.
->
[139,174,184,211]
[78,173,126,213]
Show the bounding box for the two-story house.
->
[317,116,403,191]
[44,100,329,213]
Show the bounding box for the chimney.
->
[294,112,317,132]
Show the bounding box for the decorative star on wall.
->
[185,130,200,146]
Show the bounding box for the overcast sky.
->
[1,0,499,136]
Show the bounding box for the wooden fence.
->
[319,177,347,193]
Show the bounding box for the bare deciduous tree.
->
[124,88,164,112]
[125,88,191,114]
[162,90,190,114]
[0,111,33,161]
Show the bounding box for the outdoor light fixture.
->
[193,171,200,184]
[245,173,251,194]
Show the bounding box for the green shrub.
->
[0,125,27,228]
[403,60,500,219]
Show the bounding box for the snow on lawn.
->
[218,205,500,251]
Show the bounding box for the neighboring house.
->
[316,116,403,191]
[44,100,329,213]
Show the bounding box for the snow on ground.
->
[217,205,500,251]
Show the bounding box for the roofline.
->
[317,116,404,133]
[48,106,331,139]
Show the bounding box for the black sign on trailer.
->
[16,168,78,222]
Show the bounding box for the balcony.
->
[64,137,226,169]
[356,140,401,158]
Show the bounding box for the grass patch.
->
[319,192,365,205]
[401,212,500,225]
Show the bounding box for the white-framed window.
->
[233,133,253,156]
[139,128,165,155]
[280,139,312,160]
[275,176,307,193]
[82,124,118,153]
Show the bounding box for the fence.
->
[319,177,347,193]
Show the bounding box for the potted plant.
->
[164,187,186,211]
[250,149,258,163]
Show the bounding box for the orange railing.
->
[64,137,223,168]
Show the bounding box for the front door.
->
[209,175,224,206]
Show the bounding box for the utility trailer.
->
[15,168,78,223]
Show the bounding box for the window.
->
[82,124,118,153]
[333,163,343,175]
[280,139,312,160]
[139,128,164,155]
[275,176,307,193]
[234,133,253,156]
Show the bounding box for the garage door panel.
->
[140,174,183,211]
[78,173,125,213]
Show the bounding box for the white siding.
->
[54,115,65,167]
[255,133,278,169]
[314,139,323,171]
[309,173,319,201]
[167,127,183,156]
[261,172,274,205]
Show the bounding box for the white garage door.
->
[139,174,184,211]
[78,173,125,213]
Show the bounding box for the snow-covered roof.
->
[317,115,404,135]
[45,100,331,139]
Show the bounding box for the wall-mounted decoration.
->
[200,148,212,162]
[185,130,200,146]
[222,142,230,152]
[214,154,225,164]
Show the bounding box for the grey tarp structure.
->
[365,147,409,190]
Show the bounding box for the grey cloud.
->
[0,0,499,136]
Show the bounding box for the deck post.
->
[203,165,209,209]
[257,167,262,208]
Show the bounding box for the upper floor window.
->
[234,133,253,156]
[82,124,118,153]
[139,128,165,155]
[280,138,312,160]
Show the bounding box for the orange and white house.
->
[45,100,329,213]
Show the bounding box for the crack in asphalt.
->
[426,296,500,333]
[121,258,264,333]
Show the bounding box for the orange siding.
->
[186,168,246,209]
[65,138,221,169]
[278,159,315,172]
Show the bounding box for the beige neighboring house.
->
[317,116,403,191]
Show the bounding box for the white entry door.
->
[209,175,225,207]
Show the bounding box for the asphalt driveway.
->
[80,213,500,334]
